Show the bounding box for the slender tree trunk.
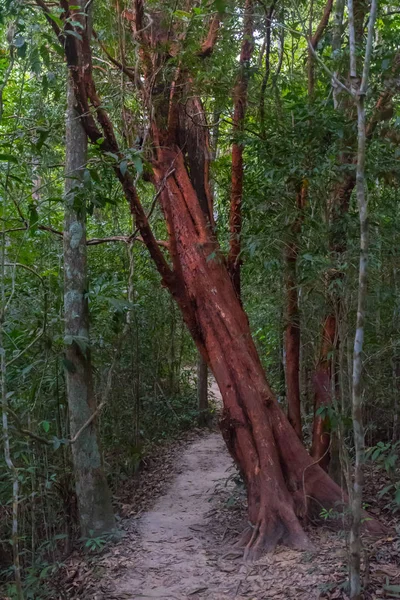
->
[1,144,23,600]
[348,0,378,596]
[64,76,115,536]
[197,353,209,426]
[311,0,353,468]
[311,314,336,468]
[228,0,254,295]
[286,0,334,440]
[392,265,399,442]
[284,187,306,439]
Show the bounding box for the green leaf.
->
[383,584,400,597]
[35,128,49,152]
[88,168,100,183]
[13,34,26,48]
[51,42,65,57]
[52,437,61,450]
[206,251,216,262]
[47,13,64,28]
[105,151,119,161]
[371,448,381,461]
[132,155,143,175]
[214,0,227,13]
[173,9,191,19]
[40,565,51,579]
[119,159,128,176]
[41,421,50,433]
[68,20,84,29]
[40,44,50,68]
[65,29,83,41]
[29,205,39,232]
[30,47,41,75]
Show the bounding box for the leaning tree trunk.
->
[153,147,382,558]
[64,76,115,536]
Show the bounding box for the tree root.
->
[237,505,315,561]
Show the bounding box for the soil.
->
[62,380,400,600]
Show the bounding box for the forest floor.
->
[62,381,400,600]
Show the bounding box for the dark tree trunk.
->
[284,185,307,439]
[311,314,336,470]
[228,0,254,295]
[197,353,209,426]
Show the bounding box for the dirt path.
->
[114,432,235,599]
[89,381,398,600]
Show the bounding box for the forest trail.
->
[114,432,233,599]
[93,381,396,600]
[109,378,241,599]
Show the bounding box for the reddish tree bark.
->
[153,147,357,558]
[228,0,254,296]
[39,0,385,558]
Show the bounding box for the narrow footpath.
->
[88,381,396,600]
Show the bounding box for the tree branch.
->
[198,13,221,58]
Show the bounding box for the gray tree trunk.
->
[64,76,115,536]
[348,0,378,597]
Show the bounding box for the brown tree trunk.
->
[285,0,333,441]
[285,248,301,439]
[284,185,307,440]
[197,353,209,426]
[311,314,336,470]
[228,0,254,295]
